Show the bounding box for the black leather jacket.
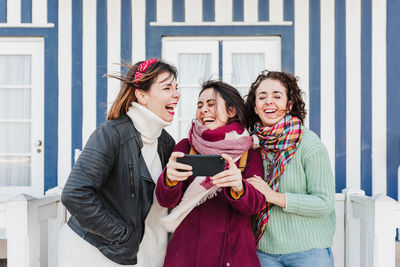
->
[61,115,175,265]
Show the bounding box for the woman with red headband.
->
[59,59,180,267]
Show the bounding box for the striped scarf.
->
[253,114,303,246]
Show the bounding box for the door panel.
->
[0,38,44,198]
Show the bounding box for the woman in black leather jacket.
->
[59,59,180,267]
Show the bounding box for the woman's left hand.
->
[211,154,243,193]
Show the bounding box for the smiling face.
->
[196,88,235,130]
[136,71,180,122]
[254,78,293,127]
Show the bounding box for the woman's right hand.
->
[247,175,287,208]
[165,152,193,182]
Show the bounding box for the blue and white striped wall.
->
[0,0,399,200]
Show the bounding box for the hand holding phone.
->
[166,152,193,182]
[211,154,244,193]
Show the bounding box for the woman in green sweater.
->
[245,71,335,267]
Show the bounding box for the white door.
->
[0,38,44,199]
[163,36,281,141]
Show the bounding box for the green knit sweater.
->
[258,128,336,254]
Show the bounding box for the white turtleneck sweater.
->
[126,102,171,267]
[58,103,171,267]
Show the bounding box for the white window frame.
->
[162,36,281,141]
[0,37,45,199]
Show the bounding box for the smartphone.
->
[177,154,225,176]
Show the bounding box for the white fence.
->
[1,187,399,267]
[4,187,66,267]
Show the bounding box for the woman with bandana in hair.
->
[245,71,335,267]
[59,59,180,267]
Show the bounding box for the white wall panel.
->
[320,0,335,174]
[132,0,146,63]
[32,0,47,25]
[185,0,202,23]
[345,0,361,189]
[57,0,72,187]
[294,0,309,127]
[107,0,121,109]
[82,0,97,146]
[215,0,232,22]
[372,0,387,195]
[244,0,258,22]
[157,0,172,23]
[7,0,21,24]
[269,0,283,22]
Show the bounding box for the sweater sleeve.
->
[225,148,266,215]
[155,139,190,208]
[285,147,335,217]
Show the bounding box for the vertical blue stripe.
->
[218,41,222,79]
[387,0,400,200]
[233,0,244,22]
[121,0,132,63]
[0,0,6,23]
[361,0,372,196]
[97,0,107,126]
[203,0,215,21]
[121,0,132,105]
[281,0,294,73]
[71,0,83,167]
[258,0,269,21]
[335,0,346,192]
[44,0,59,191]
[173,0,184,22]
[146,0,159,58]
[284,0,294,21]
[21,0,32,23]
[309,0,321,136]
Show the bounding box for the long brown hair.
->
[106,60,177,120]
[245,70,307,131]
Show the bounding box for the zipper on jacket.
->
[129,164,135,198]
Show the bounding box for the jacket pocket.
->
[128,164,135,198]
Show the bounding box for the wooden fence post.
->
[6,194,40,267]
[343,187,365,267]
[370,194,397,267]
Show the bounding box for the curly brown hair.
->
[245,70,307,131]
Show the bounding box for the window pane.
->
[0,55,32,85]
[0,122,31,153]
[178,53,211,84]
[0,156,30,186]
[0,88,31,119]
[232,53,265,96]
[177,53,211,137]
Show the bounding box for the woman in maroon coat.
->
[156,80,265,267]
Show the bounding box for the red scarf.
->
[188,120,253,161]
